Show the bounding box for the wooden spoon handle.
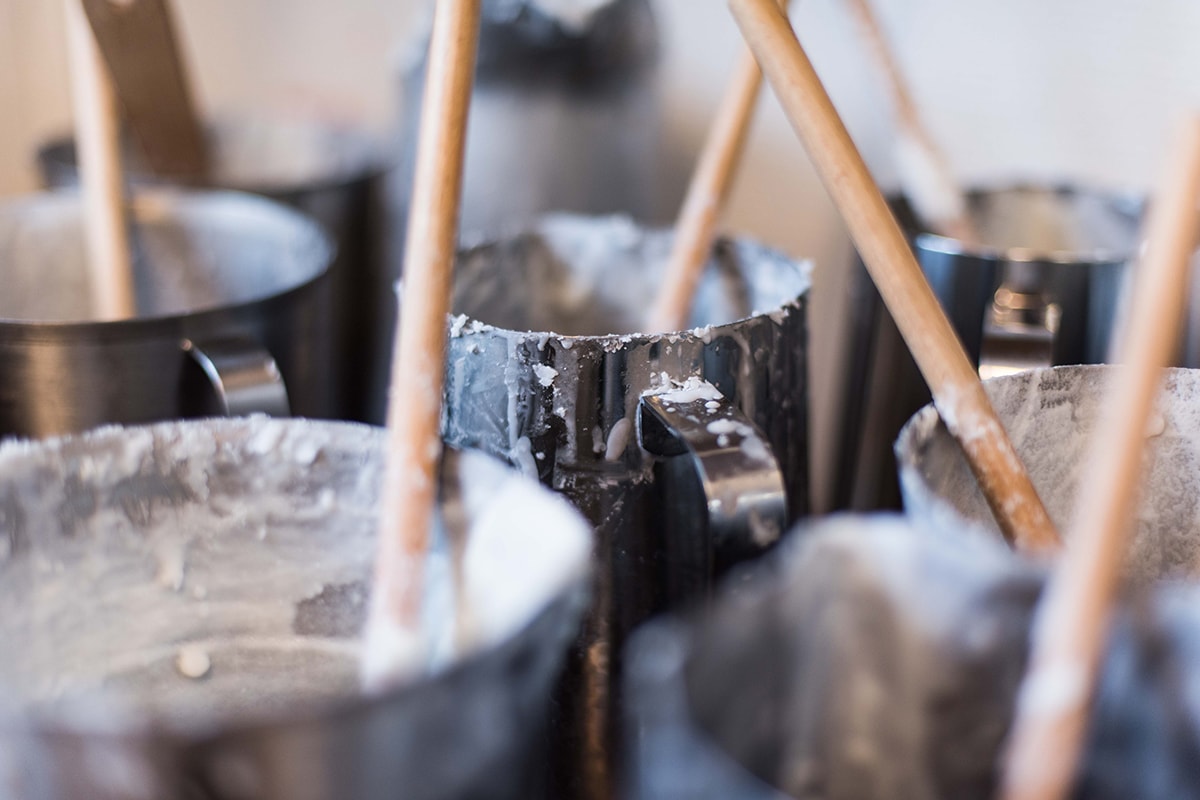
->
[649,48,763,333]
[372,0,481,655]
[64,0,136,320]
[1000,117,1200,800]
[730,0,1058,552]
[82,0,208,179]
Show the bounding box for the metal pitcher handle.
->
[181,336,290,417]
[638,391,787,606]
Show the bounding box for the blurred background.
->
[3,0,1198,510]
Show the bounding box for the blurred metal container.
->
[36,116,387,422]
[832,185,1141,512]
[444,214,811,799]
[625,511,1200,800]
[0,417,592,800]
[898,365,1200,585]
[382,0,664,423]
[0,189,332,438]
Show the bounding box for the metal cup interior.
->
[0,189,330,324]
[38,116,389,423]
[834,184,1142,512]
[0,418,591,800]
[896,364,1200,582]
[452,214,806,338]
[447,214,810,478]
[622,515,1063,798]
[628,512,1200,799]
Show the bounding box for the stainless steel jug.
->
[443,214,811,799]
[36,115,387,422]
[382,0,666,424]
[0,189,332,438]
[833,185,1141,512]
[625,512,1200,799]
[897,364,1200,584]
[0,417,592,800]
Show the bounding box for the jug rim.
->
[912,182,1142,267]
[0,417,591,742]
[0,188,334,329]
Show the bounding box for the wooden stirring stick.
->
[843,0,977,244]
[999,118,1200,800]
[81,0,208,180]
[362,0,482,691]
[63,0,136,320]
[729,0,1058,553]
[648,5,788,333]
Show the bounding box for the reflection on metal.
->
[639,393,788,583]
[182,336,290,418]
[0,189,332,440]
[442,214,811,800]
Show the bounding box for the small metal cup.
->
[0,189,332,439]
[385,0,667,422]
[444,214,811,798]
[897,365,1200,583]
[833,185,1141,512]
[36,116,387,422]
[0,417,592,800]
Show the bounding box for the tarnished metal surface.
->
[37,117,387,423]
[834,185,1141,511]
[626,514,1200,799]
[0,418,591,800]
[898,365,1200,584]
[441,214,810,798]
[0,189,333,438]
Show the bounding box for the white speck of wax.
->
[176,645,212,680]
[604,418,632,462]
[533,364,558,388]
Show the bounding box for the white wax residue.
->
[604,418,632,462]
[359,613,426,694]
[741,435,771,464]
[591,426,605,455]
[532,364,558,388]
[156,541,187,593]
[511,436,539,479]
[462,479,591,642]
[175,646,212,680]
[648,375,724,404]
[707,419,746,436]
[527,0,613,30]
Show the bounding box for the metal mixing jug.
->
[833,185,1141,512]
[0,417,592,800]
[897,365,1200,584]
[0,189,332,438]
[443,214,811,798]
[383,0,665,424]
[36,115,387,422]
[625,512,1200,799]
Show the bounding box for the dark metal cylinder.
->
[0,189,334,438]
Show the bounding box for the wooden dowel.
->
[1000,117,1200,800]
[842,0,976,243]
[80,0,209,180]
[362,0,481,691]
[648,27,775,332]
[729,0,1059,553]
[64,0,136,320]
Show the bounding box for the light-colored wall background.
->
[3,0,1198,509]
